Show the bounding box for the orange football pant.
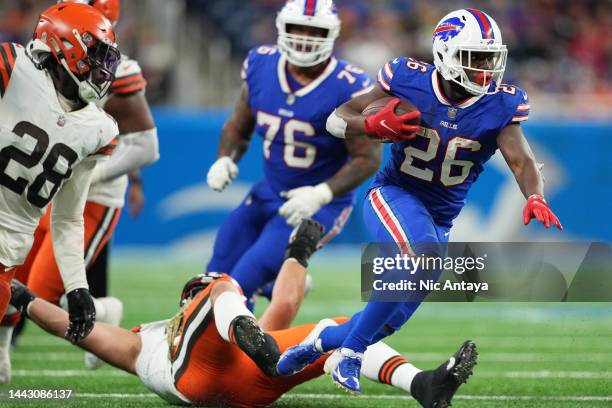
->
[164,274,347,408]
[0,264,15,323]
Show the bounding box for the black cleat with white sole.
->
[232,316,281,377]
[410,340,478,408]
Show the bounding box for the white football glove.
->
[279,183,333,227]
[206,156,239,192]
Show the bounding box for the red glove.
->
[523,194,563,230]
[364,98,420,143]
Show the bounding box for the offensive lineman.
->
[205,0,381,319]
[0,3,120,382]
[0,0,159,377]
[278,8,562,395]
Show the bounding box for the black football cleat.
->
[231,316,281,377]
[410,340,478,408]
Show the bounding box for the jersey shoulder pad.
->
[0,43,21,98]
[377,56,432,93]
[335,60,374,98]
[497,84,530,124]
[110,57,146,95]
[241,45,279,81]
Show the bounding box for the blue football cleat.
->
[331,348,364,395]
[276,318,336,376]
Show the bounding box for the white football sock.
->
[0,326,12,350]
[92,297,107,322]
[0,326,14,384]
[213,291,254,343]
[360,341,421,393]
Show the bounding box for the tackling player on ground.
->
[0,0,159,376]
[205,0,381,323]
[10,219,476,408]
[277,8,562,397]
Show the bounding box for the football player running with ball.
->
[205,0,381,323]
[278,8,562,398]
[0,3,120,382]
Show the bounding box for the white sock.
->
[360,341,421,393]
[213,291,255,343]
[0,326,13,350]
[92,297,107,322]
[0,326,13,383]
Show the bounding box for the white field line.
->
[400,351,612,363]
[12,370,129,377]
[11,351,612,364]
[286,393,612,402]
[62,393,612,402]
[10,369,612,380]
[12,352,82,361]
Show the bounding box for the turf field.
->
[1,251,611,407]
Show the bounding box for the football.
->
[362,96,420,124]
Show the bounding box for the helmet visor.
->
[87,40,120,88]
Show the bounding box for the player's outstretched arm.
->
[498,124,562,230]
[10,281,141,374]
[259,220,324,331]
[50,159,98,343]
[92,92,159,183]
[207,83,255,192]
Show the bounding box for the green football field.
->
[1,253,611,407]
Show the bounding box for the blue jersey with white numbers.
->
[243,45,373,205]
[374,57,530,226]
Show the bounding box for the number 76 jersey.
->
[243,45,373,205]
[374,56,530,227]
[0,43,118,265]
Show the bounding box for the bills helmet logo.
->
[433,17,465,42]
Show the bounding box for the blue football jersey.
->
[242,45,373,205]
[374,57,530,226]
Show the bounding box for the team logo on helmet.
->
[433,17,465,42]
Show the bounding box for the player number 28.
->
[257,112,316,169]
[400,127,481,186]
[0,121,78,208]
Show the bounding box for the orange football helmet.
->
[59,0,120,25]
[31,2,120,102]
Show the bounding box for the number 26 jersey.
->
[0,43,118,265]
[374,56,530,227]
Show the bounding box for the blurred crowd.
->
[2,0,611,109]
[193,0,611,96]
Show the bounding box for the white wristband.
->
[326,109,348,139]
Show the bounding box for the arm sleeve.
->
[91,127,159,183]
[50,159,97,293]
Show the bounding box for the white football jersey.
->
[88,55,147,208]
[0,43,118,267]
